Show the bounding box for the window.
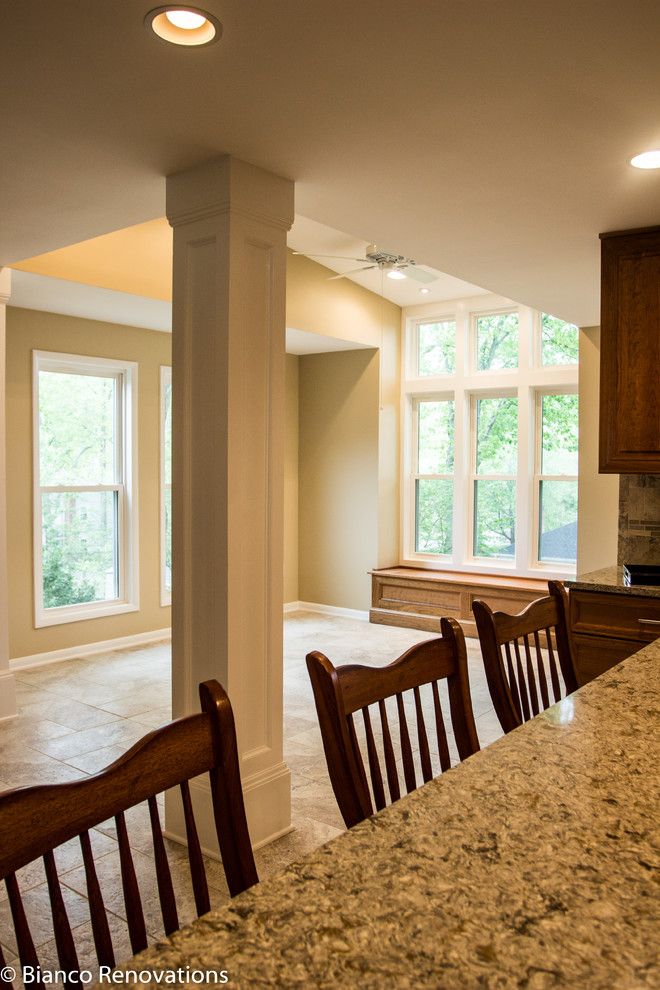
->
[33,351,138,626]
[475,311,519,371]
[403,301,579,577]
[535,392,578,564]
[415,398,454,554]
[540,313,578,366]
[160,366,172,605]
[417,319,456,376]
[472,396,518,559]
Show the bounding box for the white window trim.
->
[400,296,579,580]
[32,350,139,627]
[160,365,172,607]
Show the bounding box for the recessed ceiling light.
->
[387,269,407,281]
[419,288,430,295]
[146,6,221,46]
[629,149,660,170]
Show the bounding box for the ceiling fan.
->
[292,244,437,284]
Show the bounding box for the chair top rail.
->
[485,596,559,645]
[0,712,216,878]
[335,637,457,714]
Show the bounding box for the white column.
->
[0,269,17,721]
[165,157,294,849]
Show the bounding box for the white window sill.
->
[35,601,140,629]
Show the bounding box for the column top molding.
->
[166,156,294,231]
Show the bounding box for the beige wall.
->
[577,326,619,573]
[284,354,299,603]
[286,251,400,348]
[6,307,171,659]
[298,349,380,612]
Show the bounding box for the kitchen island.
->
[118,640,659,989]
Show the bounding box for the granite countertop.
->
[119,640,660,989]
[566,564,660,598]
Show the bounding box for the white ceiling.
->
[2,1,660,326]
[10,270,371,355]
[288,216,488,306]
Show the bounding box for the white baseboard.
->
[10,627,172,671]
[283,601,303,613]
[295,601,369,621]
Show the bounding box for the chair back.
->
[306,617,480,828]
[472,580,578,734]
[0,680,257,981]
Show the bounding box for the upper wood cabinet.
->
[599,225,660,473]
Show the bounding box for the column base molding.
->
[165,761,292,855]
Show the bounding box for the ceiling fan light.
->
[387,269,407,280]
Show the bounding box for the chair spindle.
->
[530,631,550,709]
[79,830,115,969]
[43,850,79,972]
[546,628,561,701]
[361,707,386,811]
[5,873,40,977]
[396,693,416,794]
[431,681,451,772]
[504,642,523,721]
[179,781,210,917]
[378,700,401,803]
[148,796,179,936]
[413,687,433,783]
[115,812,148,955]
[522,636,540,716]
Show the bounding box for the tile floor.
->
[0,612,503,977]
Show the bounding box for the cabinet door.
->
[599,226,660,473]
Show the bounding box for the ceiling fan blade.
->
[292,252,369,263]
[402,265,437,284]
[327,265,376,280]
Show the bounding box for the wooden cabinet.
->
[569,588,660,683]
[599,225,660,473]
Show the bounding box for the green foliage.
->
[416,479,452,554]
[418,320,456,375]
[541,315,578,366]
[42,542,97,609]
[39,369,119,609]
[476,313,519,371]
[476,397,518,474]
[474,479,516,557]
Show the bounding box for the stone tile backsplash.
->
[618,474,660,565]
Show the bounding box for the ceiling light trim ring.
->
[145,6,222,47]
[629,149,660,170]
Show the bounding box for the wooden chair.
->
[472,580,579,735]
[0,680,257,982]
[306,617,480,829]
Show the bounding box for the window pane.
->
[164,381,172,485]
[416,479,453,554]
[39,371,116,485]
[42,491,118,608]
[164,487,172,592]
[418,400,454,474]
[418,320,456,375]
[476,397,518,474]
[541,394,578,474]
[539,480,578,563]
[473,480,516,558]
[541,314,578,366]
[476,312,519,371]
